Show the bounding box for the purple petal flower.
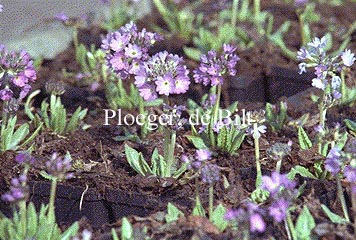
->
[55,12,69,22]
[15,152,36,165]
[195,149,212,161]
[311,78,327,90]
[250,213,266,233]
[46,153,73,180]
[344,166,356,183]
[269,198,289,222]
[124,44,142,59]
[138,83,157,101]
[261,172,296,195]
[0,88,13,101]
[325,147,341,176]
[155,75,175,96]
[201,164,220,184]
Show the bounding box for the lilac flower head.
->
[193,44,239,86]
[266,142,292,161]
[250,213,266,233]
[268,198,289,222]
[45,153,73,180]
[102,21,162,79]
[261,172,296,196]
[325,147,341,176]
[55,12,69,22]
[2,174,28,204]
[341,49,355,67]
[134,51,190,100]
[195,149,212,161]
[344,166,356,183]
[201,163,220,184]
[0,46,36,102]
[15,152,36,166]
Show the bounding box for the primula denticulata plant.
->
[0,45,42,152]
[0,152,80,240]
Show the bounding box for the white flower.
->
[312,78,326,90]
[298,63,307,74]
[341,49,355,67]
[331,76,341,90]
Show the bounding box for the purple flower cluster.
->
[161,104,187,130]
[134,51,190,100]
[0,45,37,102]
[102,21,162,80]
[225,202,266,233]
[45,153,74,180]
[193,44,239,86]
[297,36,355,99]
[325,147,342,176]
[1,174,28,204]
[182,149,220,184]
[262,172,297,223]
[15,152,36,165]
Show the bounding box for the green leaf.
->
[345,119,356,132]
[321,204,348,224]
[20,123,43,148]
[295,206,316,240]
[288,166,317,180]
[124,144,152,176]
[151,148,165,176]
[60,222,79,240]
[111,228,119,240]
[211,204,228,232]
[298,127,312,150]
[217,126,228,150]
[192,196,205,217]
[27,202,38,237]
[183,47,202,61]
[9,123,29,150]
[165,203,184,223]
[144,98,163,107]
[121,217,133,240]
[186,135,208,149]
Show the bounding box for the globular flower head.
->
[266,142,292,161]
[201,163,220,184]
[341,49,355,67]
[45,153,74,180]
[15,152,36,166]
[0,46,36,103]
[195,149,212,161]
[325,147,341,176]
[134,51,190,100]
[102,21,162,79]
[1,174,28,204]
[261,172,296,196]
[268,198,290,222]
[193,44,239,86]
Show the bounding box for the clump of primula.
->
[182,149,221,220]
[225,202,266,237]
[0,45,36,108]
[225,172,297,238]
[134,51,190,100]
[297,36,355,128]
[193,44,239,86]
[102,21,162,80]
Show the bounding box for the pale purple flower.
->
[193,44,239,86]
[298,63,307,74]
[55,12,69,22]
[195,149,212,161]
[0,88,13,101]
[308,36,328,49]
[331,76,341,90]
[311,78,327,90]
[261,172,296,195]
[45,153,73,180]
[341,49,355,67]
[297,48,311,61]
[344,166,356,183]
[2,174,28,204]
[134,51,190,100]
[15,152,36,165]
[102,21,161,79]
[248,125,267,138]
[250,213,266,233]
[325,147,341,176]
[201,164,220,184]
[268,198,289,222]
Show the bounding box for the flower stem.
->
[340,69,346,104]
[48,177,58,223]
[336,175,350,221]
[276,159,282,173]
[210,84,222,147]
[317,92,327,154]
[231,0,239,27]
[286,211,297,240]
[138,96,147,138]
[164,128,176,177]
[351,187,356,235]
[253,123,262,187]
[208,184,214,221]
